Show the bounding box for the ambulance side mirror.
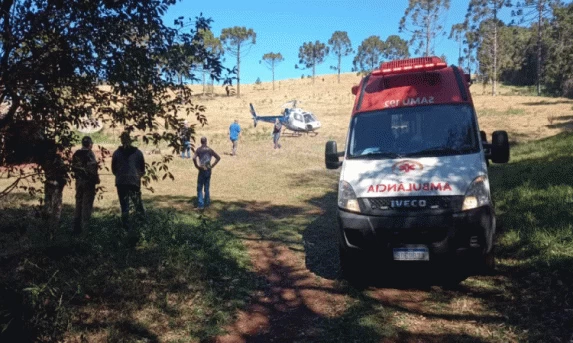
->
[480,130,490,166]
[490,130,510,163]
[325,141,343,169]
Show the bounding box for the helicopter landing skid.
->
[282,129,318,137]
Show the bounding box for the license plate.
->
[393,245,429,261]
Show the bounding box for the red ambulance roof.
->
[352,58,471,115]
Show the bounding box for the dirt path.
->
[211,234,514,343]
[214,240,346,342]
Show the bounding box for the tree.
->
[466,0,512,96]
[297,41,329,84]
[399,0,451,56]
[328,31,353,83]
[497,25,536,85]
[464,27,480,75]
[261,52,284,90]
[544,2,573,97]
[450,23,467,67]
[476,18,504,91]
[514,0,560,95]
[199,29,224,95]
[0,0,229,229]
[220,26,256,97]
[383,35,410,61]
[352,36,386,75]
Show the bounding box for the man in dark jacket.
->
[71,136,100,234]
[40,140,68,235]
[112,132,145,229]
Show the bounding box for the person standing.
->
[192,136,220,210]
[40,140,67,235]
[71,136,100,234]
[112,132,146,230]
[228,119,241,156]
[179,120,191,159]
[273,118,282,149]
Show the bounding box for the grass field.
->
[2,73,573,342]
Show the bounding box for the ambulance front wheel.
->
[477,248,496,275]
[339,241,367,285]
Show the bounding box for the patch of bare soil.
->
[212,240,346,343]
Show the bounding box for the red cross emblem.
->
[399,163,416,173]
[393,160,423,175]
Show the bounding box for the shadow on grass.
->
[0,203,262,342]
[483,131,573,341]
[521,100,573,106]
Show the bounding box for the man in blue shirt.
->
[228,119,241,156]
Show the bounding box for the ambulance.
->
[325,57,509,280]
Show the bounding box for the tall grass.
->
[488,131,573,341]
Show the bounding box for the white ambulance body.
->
[325,57,509,280]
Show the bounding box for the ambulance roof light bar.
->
[372,57,447,76]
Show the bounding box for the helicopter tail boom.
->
[249,103,258,127]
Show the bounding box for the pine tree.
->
[261,53,284,90]
[328,31,353,83]
[220,27,256,97]
[466,0,512,96]
[399,0,451,56]
[297,41,329,84]
[352,36,385,74]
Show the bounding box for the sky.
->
[162,0,518,85]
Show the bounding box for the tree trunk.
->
[272,60,275,91]
[202,70,206,95]
[337,53,341,83]
[425,5,431,56]
[458,35,462,67]
[312,62,315,84]
[492,7,498,97]
[236,45,241,97]
[536,2,543,96]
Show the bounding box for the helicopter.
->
[249,100,321,136]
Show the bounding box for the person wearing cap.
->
[112,132,146,229]
[228,119,241,156]
[179,120,191,159]
[71,136,100,234]
[192,136,220,209]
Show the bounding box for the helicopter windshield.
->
[303,113,317,123]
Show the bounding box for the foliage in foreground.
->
[0,210,258,342]
[0,0,232,220]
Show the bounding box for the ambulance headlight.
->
[462,176,491,211]
[338,181,361,212]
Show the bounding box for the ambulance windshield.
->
[347,104,479,159]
